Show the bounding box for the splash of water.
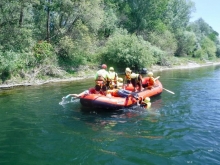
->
[59,96,79,105]
[59,97,70,105]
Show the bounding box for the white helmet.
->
[125,67,132,73]
[148,72,153,77]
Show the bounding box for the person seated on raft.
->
[117,77,123,89]
[106,88,140,100]
[95,64,111,95]
[108,67,118,89]
[124,67,143,92]
[147,71,156,89]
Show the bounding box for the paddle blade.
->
[163,88,175,94]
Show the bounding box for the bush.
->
[200,37,217,60]
[0,51,19,82]
[175,30,197,56]
[57,36,91,67]
[148,45,170,66]
[148,30,177,56]
[98,29,156,71]
[33,41,55,64]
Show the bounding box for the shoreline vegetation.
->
[1,1,220,90]
[1,60,220,90]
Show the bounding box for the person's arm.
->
[65,94,80,98]
[124,75,127,85]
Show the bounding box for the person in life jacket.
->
[140,97,151,109]
[117,77,123,89]
[95,64,110,94]
[106,88,139,99]
[147,71,155,89]
[108,67,118,89]
[130,73,143,92]
[124,67,132,84]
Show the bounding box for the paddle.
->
[152,76,175,94]
[154,76,160,80]
[163,88,175,94]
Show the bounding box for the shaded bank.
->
[1,61,220,89]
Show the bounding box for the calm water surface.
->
[1,65,220,165]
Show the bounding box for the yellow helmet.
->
[143,97,150,103]
[109,67,114,71]
[148,71,153,77]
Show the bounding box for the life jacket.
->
[131,73,142,84]
[107,89,119,97]
[125,73,131,80]
[109,71,118,88]
[89,87,104,95]
[95,69,108,86]
[148,77,155,86]
[141,102,151,109]
[109,72,117,81]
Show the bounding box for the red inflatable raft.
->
[79,77,163,110]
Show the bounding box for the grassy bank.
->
[1,57,220,89]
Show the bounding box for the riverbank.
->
[1,60,220,89]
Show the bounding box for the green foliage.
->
[148,30,177,56]
[98,8,118,38]
[148,46,169,66]
[116,0,169,34]
[57,36,89,67]
[164,0,195,32]
[99,29,156,71]
[200,37,217,60]
[33,41,55,63]
[189,18,219,43]
[0,51,27,82]
[194,48,206,59]
[216,44,220,58]
[0,0,220,83]
[175,30,197,56]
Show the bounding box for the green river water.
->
[1,65,220,165]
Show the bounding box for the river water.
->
[1,65,220,165]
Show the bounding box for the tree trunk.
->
[46,0,51,42]
[19,3,24,27]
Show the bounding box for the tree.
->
[113,0,169,34]
[0,0,37,51]
[148,30,177,56]
[99,29,156,71]
[175,30,197,56]
[189,18,219,43]
[164,0,195,32]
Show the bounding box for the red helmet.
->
[102,64,107,69]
